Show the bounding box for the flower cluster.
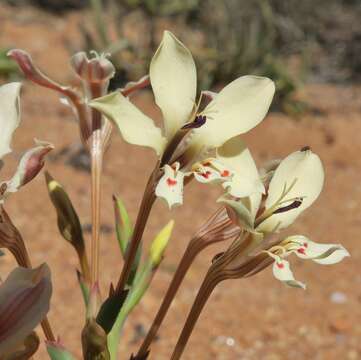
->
[220,146,349,288]
[90,31,275,208]
[91,31,349,290]
[2,28,350,360]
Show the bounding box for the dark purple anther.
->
[273,198,303,214]
[181,115,207,130]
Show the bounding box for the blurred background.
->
[0,0,360,359]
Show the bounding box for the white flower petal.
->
[150,31,197,139]
[269,254,306,289]
[155,163,185,209]
[0,82,22,159]
[216,136,265,199]
[90,92,167,155]
[284,235,350,265]
[193,158,233,184]
[313,248,350,265]
[258,149,324,233]
[193,76,275,148]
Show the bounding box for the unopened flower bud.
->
[71,51,115,85]
[150,220,174,266]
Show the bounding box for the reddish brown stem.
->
[137,207,240,358]
[115,169,158,294]
[136,239,204,357]
[170,268,225,360]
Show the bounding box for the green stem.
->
[90,0,111,48]
[108,261,154,360]
[136,239,204,358]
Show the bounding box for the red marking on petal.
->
[276,262,284,269]
[297,248,306,255]
[221,170,230,177]
[303,242,308,248]
[167,178,177,186]
[201,171,212,179]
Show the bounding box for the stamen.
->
[301,146,311,152]
[254,179,298,227]
[181,115,207,130]
[273,198,303,214]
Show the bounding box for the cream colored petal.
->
[150,31,197,139]
[0,82,22,159]
[284,235,350,265]
[193,158,233,184]
[90,92,167,155]
[155,163,185,209]
[193,76,275,148]
[257,149,324,233]
[193,165,225,184]
[268,253,306,289]
[216,136,265,199]
[313,247,350,265]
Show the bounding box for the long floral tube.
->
[136,207,240,358]
[90,130,103,285]
[170,234,257,360]
[170,264,226,360]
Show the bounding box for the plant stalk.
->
[115,168,158,294]
[137,207,240,357]
[170,233,253,359]
[170,268,224,360]
[90,129,104,286]
[136,239,204,358]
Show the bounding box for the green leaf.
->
[107,218,174,360]
[76,270,90,306]
[113,194,133,255]
[47,341,75,360]
[113,195,140,287]
[96,289,129,334]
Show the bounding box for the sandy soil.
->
[1,4,361,360]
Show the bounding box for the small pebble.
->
[215,335,236,347]
[330,291,348,304]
